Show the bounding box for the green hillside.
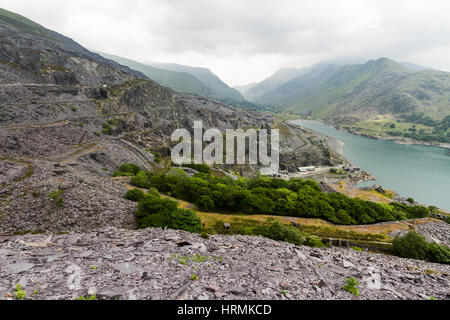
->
[150,62,246,103]
[0,7,53,38]
[243,67,308,101]
[254,58,450,143]
[99,53,214,97]
[100,53,251,107]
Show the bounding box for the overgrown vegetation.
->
[393,231,450,265]
[135,194,203,233]
[240,222,306,246]
[113,164,448,265]
[127,169,430,226]
[125,189,144,202]
[113,163,141,177]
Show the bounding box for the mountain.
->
[1,9,449,301]
[0,7,268,233]
[234,82,257,95]
[98,52,214,97]
[253,58,450,143]
[99,53,248,107]
[400,62,435,72]
[0,8,343,233]
[148,62,246,104]
[242,68,308,102]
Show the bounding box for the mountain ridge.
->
[246,58,450,143]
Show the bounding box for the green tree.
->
[131,171,149,188]
[198,196,215,211]
[393,231,429,261]
[125,189,144,202]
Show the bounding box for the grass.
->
[342,277,360,296]
[76,295,98,301]
[349,118,435,138]
[114,178,437,251]
[336,181,394,204]
[190,274,199,281]
[14,284,26,300]
[0,155,35,186]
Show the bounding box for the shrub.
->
[121,163,429,226]
[201,232,210,239]
[305,235,325,248]
[393,231,450,264]
[393,231,429,261]
[76,295,98,301]
[198,196,215,211]
[168,168,189,178]
[254,222,305,246]
[342,277,360,296]
[152,152,162,164]
[147,187,160,198]
[135,195,202,233]
[427,243,450,264]
[48,190,64,207]
[102,123,112,135]
[190,274,199,281]
[113,164,141,177]
[130,171,149,188]
[120,164,141,175]
[125,189,144,202]
[14,284,26,300]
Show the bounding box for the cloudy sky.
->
[1,0,450,86]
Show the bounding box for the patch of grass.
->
[47,189,64,207]
[14,284,26,300]
[190,274,199,281]
[76,295,98,301]
[200,232,210,239]
[342,277,360,296]
[102,123,113,135]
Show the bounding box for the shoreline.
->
[289,119,450,150]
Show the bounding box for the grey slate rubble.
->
[0,228,449,300]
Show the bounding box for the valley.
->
[0,7,449,302]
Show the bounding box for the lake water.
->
[291,120,450,211]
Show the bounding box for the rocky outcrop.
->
[0,228,448,300]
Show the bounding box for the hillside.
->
[149,62,247,105]
[98,52,215,97]
[1,8,449,302]
[0,7,345,234]
[1,227,449,300]
[99,52,253,108]
[242,67,308,101]
[253,58,450,144]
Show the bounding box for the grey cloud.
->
[1,0,449,85]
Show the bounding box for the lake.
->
[291,119,450,211]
